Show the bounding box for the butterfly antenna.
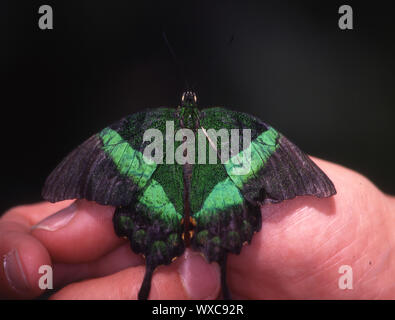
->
[162,31,190,90]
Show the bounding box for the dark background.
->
[1,0,394,213]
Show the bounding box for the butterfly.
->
[42,91,336,299]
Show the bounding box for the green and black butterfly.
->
[42,91,336,299]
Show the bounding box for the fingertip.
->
[177,249,221,300]
[3,200,75,227]
[0,233,51,299]
[31,200,122,263]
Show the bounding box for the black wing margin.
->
[41,133,139,206]
[249,133,337,204]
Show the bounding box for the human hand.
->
[1,157,394,299]
[0,201,220,299]
[228,158,395,299]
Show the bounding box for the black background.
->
[1,0,394,213]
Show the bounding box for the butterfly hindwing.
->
[189,113,262,261]
[113,163,185,299]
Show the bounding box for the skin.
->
[0,157,394,299]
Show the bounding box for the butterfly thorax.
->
[178,107,199,129]
[178,91,200,129]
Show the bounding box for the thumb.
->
[177,249,221,300]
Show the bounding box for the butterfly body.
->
[42,92,336,299]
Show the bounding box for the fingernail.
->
[178,249,220,300]
[31,202,77,231]
[3,249,30,293]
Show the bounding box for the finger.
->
[228,157,395,299]
[52,243,144,288]
[0,222,51,299]
[51,249,221,300]
[31,200,125,264]
[2,200,75,227]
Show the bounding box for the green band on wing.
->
[99,127,157,189]
[194,177,244,224]
[225,127,279,189]
[138,179,182,226]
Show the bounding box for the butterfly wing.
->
[113,162,185,299]
[43,107,187,299]
[190,107,336,298]
[199,107,336,204]
[42,108,177,206]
